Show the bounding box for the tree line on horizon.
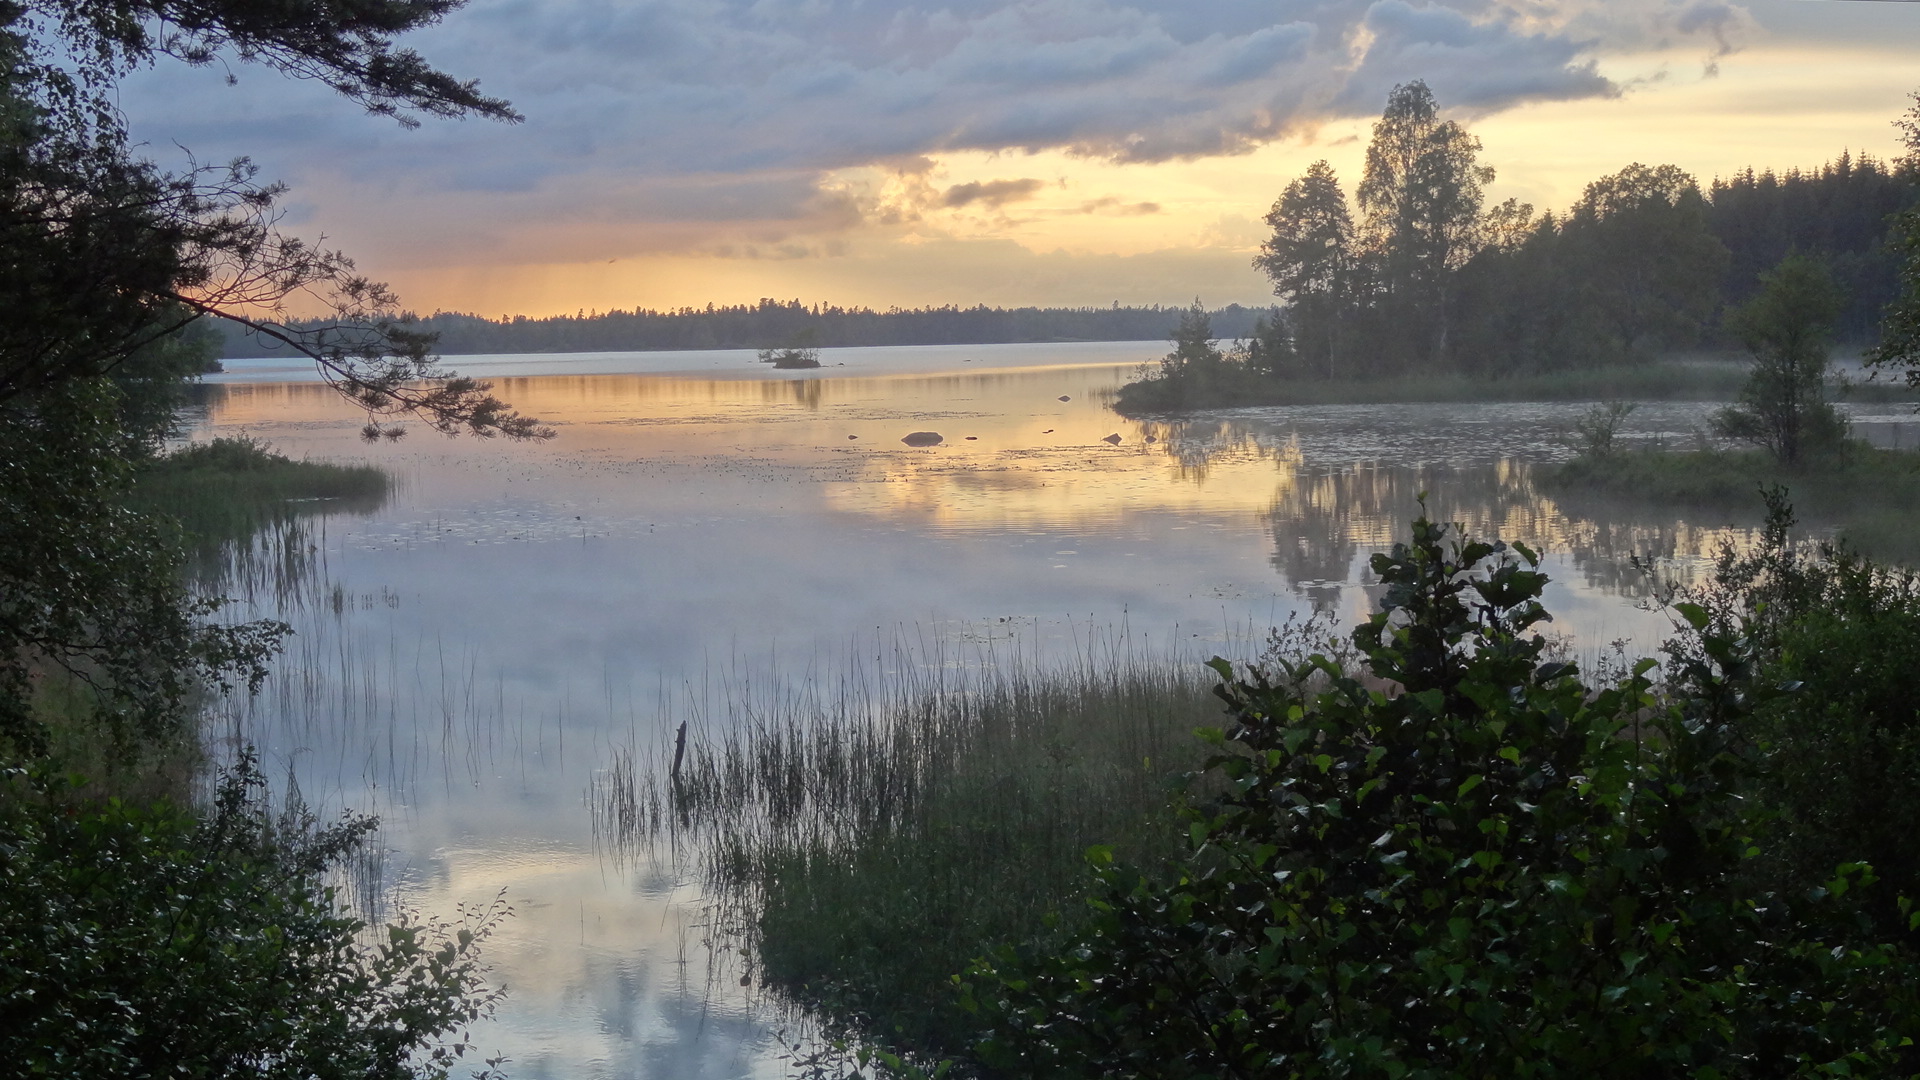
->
[214,300,1280,359]
[1247,81,1913,382]
[217,122,1911,366]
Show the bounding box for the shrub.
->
[1677,491,1920,945]
[963,510,1915,1078]
[1713,253,1848,465]
[0,754,508,1079]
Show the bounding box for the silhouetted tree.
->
[1357,81,1493,365]
[1255,161,1354,377]
[1714,253,1847,465]
[1712,151,1912,343]
[1562,164,1728,361]
[0,0,542,439]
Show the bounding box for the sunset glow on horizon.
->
[121,0,1920,319]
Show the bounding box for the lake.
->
[187,341,1912,1079]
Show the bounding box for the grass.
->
[590,625,1301,1062]
[22,664,207,805]
[1543,443,1920,565]
[131,436,390,548]
[1113,356,1920,415]
[18,438,391,798]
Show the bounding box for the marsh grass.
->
[132,436,389,549]
[590,625,1276,1060]
[1545,444,1920,564]
[22,664,208,804]
[19,438,394,828]
[1116,357,1920,415]
[1117,360,1750,414]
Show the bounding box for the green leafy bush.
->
[1677,492,1920,946]
[1713,254,1848,465]
[962,511,1916,1078]
[0,755,508,1079]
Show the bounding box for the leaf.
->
[1674,602,1711,630]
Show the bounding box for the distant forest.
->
[1241,83,1915,383]
[214,301,1276,359]
[215,145,1914,363]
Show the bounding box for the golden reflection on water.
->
[196,367,1758,610]
[197,359,1785,1078]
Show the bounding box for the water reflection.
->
[181,348,1920,1079]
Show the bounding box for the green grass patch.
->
[1542,443,1920,564]
[23,665,205,805]
[596,638,1251,1063]
[1114,361,1754,414]
[131,436,390,546]
[1114,358,1920,414]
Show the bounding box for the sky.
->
[120,0,1920,319]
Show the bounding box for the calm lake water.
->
[185,341,1918,1079]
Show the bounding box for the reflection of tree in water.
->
[1140,412,1764,607]
[1263,459,1753,609]
[1137,417,1301,484]
[1263,462,1541,610]
[759,376,825,410]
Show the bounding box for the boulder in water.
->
[901,431,943,447]
[1102,433,1123,445]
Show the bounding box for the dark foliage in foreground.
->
[0,755,508,1079]
[959,510,1917,1078]
[1687,494,1920,949]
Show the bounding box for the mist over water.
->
[186,341,1905,1078]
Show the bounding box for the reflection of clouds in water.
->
[188,351,1895,1076]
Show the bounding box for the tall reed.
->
[591,624,1254,1058]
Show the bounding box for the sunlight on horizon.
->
[372,41,1919,320]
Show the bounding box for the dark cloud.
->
[942,178,1048,208]
[112,0,1754,262]
[125,1,1675,176]
[1335,2,1615,117]
[1079,196,1161,215]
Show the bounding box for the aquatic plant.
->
[593,626,1253,1060]
[133,436,390,546]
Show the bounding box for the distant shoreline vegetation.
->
[133,437,391,548]
[212,301,1279,359]
[1120,80,1914,416]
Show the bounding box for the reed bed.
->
[134,436,389,552]
[590,624,1256,1057]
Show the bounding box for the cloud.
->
[942,178,1048,208]
[125,0,1702,183]
[1334,2,1614,117]
[1078,196,1161,215]
[111,0,1760,283]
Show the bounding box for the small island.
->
[758,329,822,368]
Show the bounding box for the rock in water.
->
[901,431,943,447]
[1103,433,1122,445]
[1058,395,1071,402]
